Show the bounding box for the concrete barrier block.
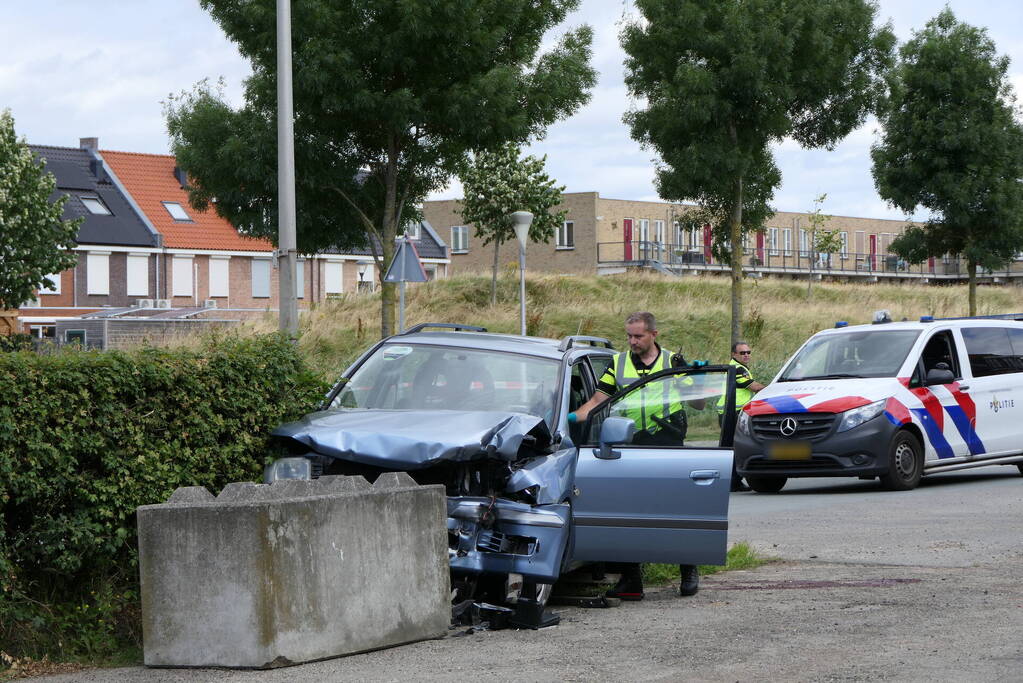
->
[137,476,449,669]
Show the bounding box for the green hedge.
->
[0,334,328,659]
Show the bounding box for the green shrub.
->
[0,334,32,353]
[0,334,327,660]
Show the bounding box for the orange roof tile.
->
[101,150,273,252]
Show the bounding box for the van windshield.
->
[779,330,921,381]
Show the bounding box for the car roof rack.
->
[920,312,1023,322]
[558,335,615,352]
[398,322,488,335]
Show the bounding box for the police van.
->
[733,312,1023,493]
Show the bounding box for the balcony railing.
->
[596,242,1023,279]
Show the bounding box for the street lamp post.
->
[510,211,533,336]
[357,260,372,292]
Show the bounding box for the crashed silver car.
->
[265,323,737,627]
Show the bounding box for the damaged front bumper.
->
[447,497,570,584]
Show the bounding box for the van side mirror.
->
[925,367,955,386]
[595,416,636,460]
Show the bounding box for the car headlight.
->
[737,410,751,437]
[263,457,313,484]
[836,399,886,433]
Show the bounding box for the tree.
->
[458,144,566,305]
[871,9,1023,316]
[0,109,80,311]
[621,0,894,344]
[166,1,596,338]
[805,193,844,297]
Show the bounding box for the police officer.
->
[569,311,702,600]
[718,340,765,491]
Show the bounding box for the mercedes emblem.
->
[779,417,798,437]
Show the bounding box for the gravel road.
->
[34,465,1023,682]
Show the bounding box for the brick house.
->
[424,192,1023,283]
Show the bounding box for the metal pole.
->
[276,0,298,335]
[519,241,527,336]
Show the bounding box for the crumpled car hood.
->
[272,409,552,470]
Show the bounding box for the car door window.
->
[584,369,730,448]
[911,330,961,386]
[961,327,1019,377]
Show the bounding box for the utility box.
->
[137,473,450,669]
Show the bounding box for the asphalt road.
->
[36,465,1023,682]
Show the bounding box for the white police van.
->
[733,312,1023,493]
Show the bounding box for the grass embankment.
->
[644,542,770,586]
[241,270,1016,384]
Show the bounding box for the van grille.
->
[752,413,835,441]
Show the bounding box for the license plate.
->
[767,441,812,460]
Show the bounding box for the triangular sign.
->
[383,237,428,283]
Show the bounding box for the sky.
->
[2,1,1021,222]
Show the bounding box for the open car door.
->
[571,365,736,566]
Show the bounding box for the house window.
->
[40,272,61,295]
[799,229,808,257]
[404,222,421,240]
[557,220,574,248]
[638,219,650,242]
[325,261,344,295]
[163,202,193,222]
[252,258,271,298]
[451,226,469,252]
[688,226,699,250]
[86,252,110,295]
[127,253,149,296]
[839,232,849,257]
[172,256,193,297]
[673,221,682,245]
[782,228,792,254]
[653,220,665,245]
[209,256,230,298]
[768,228,779,256]
[357,263,376,292]
[80,196,111,215]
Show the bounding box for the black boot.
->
[679,564,699,596]
[605,563,644,601]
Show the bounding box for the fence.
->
[597,242,1023,280]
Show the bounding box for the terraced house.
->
[424,192,1023,284]
[20,138,450,343]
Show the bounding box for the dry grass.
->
[159,271,1020,383]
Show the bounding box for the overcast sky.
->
[3,1,1020,221]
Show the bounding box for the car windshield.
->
[330,343,561,425]
[779,329,921,381]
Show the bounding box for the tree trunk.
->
[967,259,977,316]
[729,174,744,346]
[379,138,399,338]
[491,239,501,307]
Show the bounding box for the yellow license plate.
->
[767,441,812,460]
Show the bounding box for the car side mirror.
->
[925,367,955,386]
[595,416,636,460]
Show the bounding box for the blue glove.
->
[567,412,578,423]
[692,359,708,368]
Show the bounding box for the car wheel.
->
[879,430,923,491]
[746,475,787,493]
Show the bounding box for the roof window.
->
[80,196,111,215]
[162,201,193,222]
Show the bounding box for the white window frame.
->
[251,258,271,298]
[638,219,650,243]
[839,232,849,257]
[782,228,792,255]
[126,253,149,297]
[209,256,230,298]
[451,226,469,253]
[768,228,779,256]
[172,256,194,297]
[86,252,110,295]
[688,226,699,251]
[40,272,61,295]
[325,260,344,295]
[556,220,574,249]
[80,196,111,216]
[799,229,808,257]
[404,223,421,240]
[162,201,193,222]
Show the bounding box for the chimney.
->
[173,166,189,189]
[79,137,98,153]
[90,158,106,183]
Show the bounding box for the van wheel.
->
[746,475,787,493]
[879,431,923,491]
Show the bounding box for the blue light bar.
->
[835,321,849,328]
[920,315,934,322]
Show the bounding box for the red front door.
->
[703,224,713,263]
[869,234,877,271]
[756,231,765,263]
[623,218,633,260]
